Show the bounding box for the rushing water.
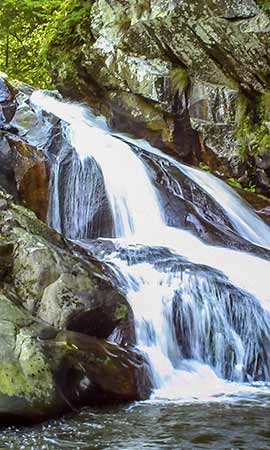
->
[20,91,270,447]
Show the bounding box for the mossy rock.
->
[0,193,152,424]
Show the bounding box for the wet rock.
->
[235,188,270,223]
[0,76,52,220]
[1,135,49,221]
[0,74,17,124]
[140,150,270,258]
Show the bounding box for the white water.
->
[31,91,270,402]
[111,133,270,250]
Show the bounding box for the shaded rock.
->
[45,331,152,408]
[0,241,13,280]
[140,150,270,258]
[0,293,151,425]
[0,74,17,124]
[234,187,270,223]
[0,76,52,220]
[1,135,49,221]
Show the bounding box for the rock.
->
[0,75,17,124]
[0,293,151,425]
[0,241,13,280]
[47,0,270,192]
[139,150,270,258]
[234,187,270,223]
[0,76,52,220]
[0,293,62,424]
[255,150,270,170]
[0,135,49,221]
[256,168,270,189]
[43,331,152,408]
[0,191,152,424]
[0,193,133,344]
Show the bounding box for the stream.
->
[3,90,270,449]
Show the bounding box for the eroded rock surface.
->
[48,0,270,193]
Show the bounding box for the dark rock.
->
[256,168,270,189]
[0,241,13,280]
[0,133,49,221]
[46,331,152,408]
[255,150,270,170]
[0,75,17,124]
[140,150,270,258]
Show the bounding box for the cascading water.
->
[31,91,270,402]
[112,133,270,250]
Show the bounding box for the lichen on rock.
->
[46,0,270,195]
[0,189,151,424]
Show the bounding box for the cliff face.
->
[48,0,270,195]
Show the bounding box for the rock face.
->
[0,75,51,220]
[0,190,151,424]
[48,0,270,194]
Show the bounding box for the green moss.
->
[257,0,270,13]
[0,363,27,397]
[235,90,270,160]
[114,303,128,321]
[0,333,54,406]
[170,67,190,95]
[227,178,256,193]
[227,178,242,189]
[199,162,211,172]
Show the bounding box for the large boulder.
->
[0,293,151,424]
[0,190,151,424]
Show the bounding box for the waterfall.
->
[111,134,270,250]
[31,91,270,402]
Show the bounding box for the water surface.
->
[2,396,270,450]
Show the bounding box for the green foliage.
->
[235,90,270,160]
[170,67,190,95]
[259,90,270,120]
[227,178,242,189]
[227,178,256,193]
[257,0,270,13]
[199,162,211,172]
[0,0,93,87]
[42,0,93,84]
[244,181,256,193]
[235,94,248,125]
[0,0,61,87]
